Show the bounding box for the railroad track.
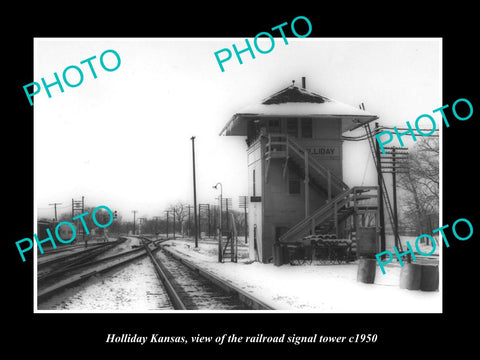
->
[37,239,126,275]
[39,243,93,256]
[38,236,273,311]
[144,240,273,310]
[37,238,151,304]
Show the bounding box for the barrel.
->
[273,242,282,266]
[399,263,422,290]
[357,258,376,284]
[420,264,439,291]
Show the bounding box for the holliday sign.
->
[306,146,340,157]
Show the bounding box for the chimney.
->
[301,76,306,89]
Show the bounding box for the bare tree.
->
[232,209,246,236]
[169,201,189,234]
[398,137,439,236]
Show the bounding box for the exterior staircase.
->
[265,134,349,200]
[264,133,378,245]
[279,186,378,244]
[220,212,238,262]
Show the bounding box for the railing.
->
[265,133,349,194]
[288,136,349,192]
[279,186,377,243]
[220,211,238,262]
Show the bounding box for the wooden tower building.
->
[220,78,380,263]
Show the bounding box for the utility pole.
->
[213,184,223,234]
[153,216,161,240]
[222,198,232,232]
[172,209,176,240]
[199,204,210,239]
[191,136,199,248]
[49,202,62,222]
[380,146,409,248]
[164,210,170,239]
[132,210,138,235]
[374,122,386,254]
[239,196,248,244]
[213,183,223,262]
[138,217,146,235]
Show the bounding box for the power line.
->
[342,125,439,142]
[48,202,62,221]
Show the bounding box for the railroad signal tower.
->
[220,78,380,262]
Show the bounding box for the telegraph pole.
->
[48,202,62,222]
[191,136,199,248]
[380,146,409,248]
[164,210,170,239]
[239,196,248,244]
[153,216,161,240]
[172,210,176,240]
[138,217,146,235]
[213,183,223,262]
[374,122,386,254]
[132,210,138,235]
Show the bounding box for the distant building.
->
[221,78,380,263]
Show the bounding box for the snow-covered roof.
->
[220,85,378,135]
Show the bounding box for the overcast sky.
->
[34,38,441,221]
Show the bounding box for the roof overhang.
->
[219,85,378,136]
[220,107,378,136]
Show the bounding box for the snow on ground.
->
[387,234,440,256]
[162,238,441,313]
[39,256,172,311]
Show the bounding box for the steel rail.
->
[37,249,150,304]
[38,246,148,284]
[160,245,275,310]
[38,238,126,270]
[143,244,187,310]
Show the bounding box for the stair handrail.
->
[279,186,378,243]
[286,136,349,192]
[221,211,238,262]
[279,187,356,243]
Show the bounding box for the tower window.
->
[268,119,281,133]
[301,118,312,138]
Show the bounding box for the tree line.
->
[397,136,439,236]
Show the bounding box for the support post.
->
[173,210,176,240]
[207,204,211,238]
[165,211,169,239]
[304,151,310,218]
[375,122,386,253]
[218,228,222,263]
[327,171,332,202]
[191,136,199,248]
[334,201,338,238]
[392,147,399,249]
